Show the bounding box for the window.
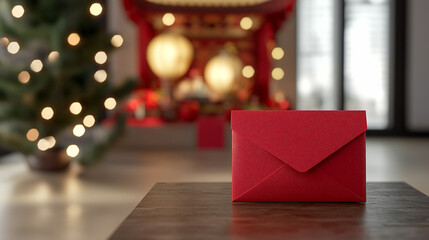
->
[344,0,391,129]
[297,0,338,110]
[297,0,392,130]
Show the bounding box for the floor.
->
[0,137,428,240]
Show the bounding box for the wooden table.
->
[109,182,429,240]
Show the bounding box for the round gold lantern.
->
[204,52,243,98]
[146,32,194,81]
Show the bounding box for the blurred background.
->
[0,0,428,239]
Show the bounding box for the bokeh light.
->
[11,5,25,18]
[242,65,255,78]
[30,59,43,72]
[45,136,56,148]
[89,3,103,16]
[94,70,107,83]
[48,51,60,63]
[7,41,20,54]
[104,97,117,110]
[41,107,54,120]
[240,17,253,30]
[18,71,30,84]
[94,51,107,64]
[162,13,175,26]
[271,67,284,80]
[66,145,80,158]
[37,138,49,151]
[111,35,123,48]
[67,33,80,46]
[69,102,82,115]
[83,115,95,128]
[271,47,284,60]
[1,37,9,46]
[72,124,85,137]
[26,128,39,142]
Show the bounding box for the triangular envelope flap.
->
[231,110,367,172]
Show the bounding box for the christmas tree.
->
[0,0,136,166]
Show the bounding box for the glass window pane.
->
[344,0,391,129]
[297,0,338,110]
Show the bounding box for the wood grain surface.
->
[109,182,429,240]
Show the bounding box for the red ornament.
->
[125,98,141,112]
[178,100,200,122]
[143,89,158,109]
[277,100,290,110]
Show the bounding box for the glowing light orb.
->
[94,51,107,64]
[48,51,60,63]
[66,145,80,157]
[204,53,242,97]
[37,138,49,151]
[73,124,85,137]
[69,102,82,115]
[45,136,56,148]
[111,35,123,48]
[104,97,117,110]
[240,17,253,30]
[89,3,103,16]
[30,59,43,73]
[11,5,25,18]
[272,47,284,60]
[242,65,255,78]
[271,67,284,80]
[7,41,20,54]
[26,128,39,142]
[41,107,54,120]
[146,33,194,80]
[67,33,80,46]
[94,70,107,83]
[18,71,30,84]
[162,13,175,26]
[83,115,95,128]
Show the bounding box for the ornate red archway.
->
[122,0,295,104]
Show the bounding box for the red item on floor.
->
[197,116,225,149]
[179,101,200,122]
[231,110,367,202]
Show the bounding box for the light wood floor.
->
[0,137,428,240]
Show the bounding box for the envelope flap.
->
[231,110,367,172]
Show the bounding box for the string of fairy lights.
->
[2,2,124,158]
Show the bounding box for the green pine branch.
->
[0,0,137,165]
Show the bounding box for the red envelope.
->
[231,110,366,202]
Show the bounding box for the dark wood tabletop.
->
[109,182,429,240]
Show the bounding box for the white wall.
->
[406,0,429,131]
[107,0,138,86]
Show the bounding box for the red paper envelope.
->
[231,110,366,202]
